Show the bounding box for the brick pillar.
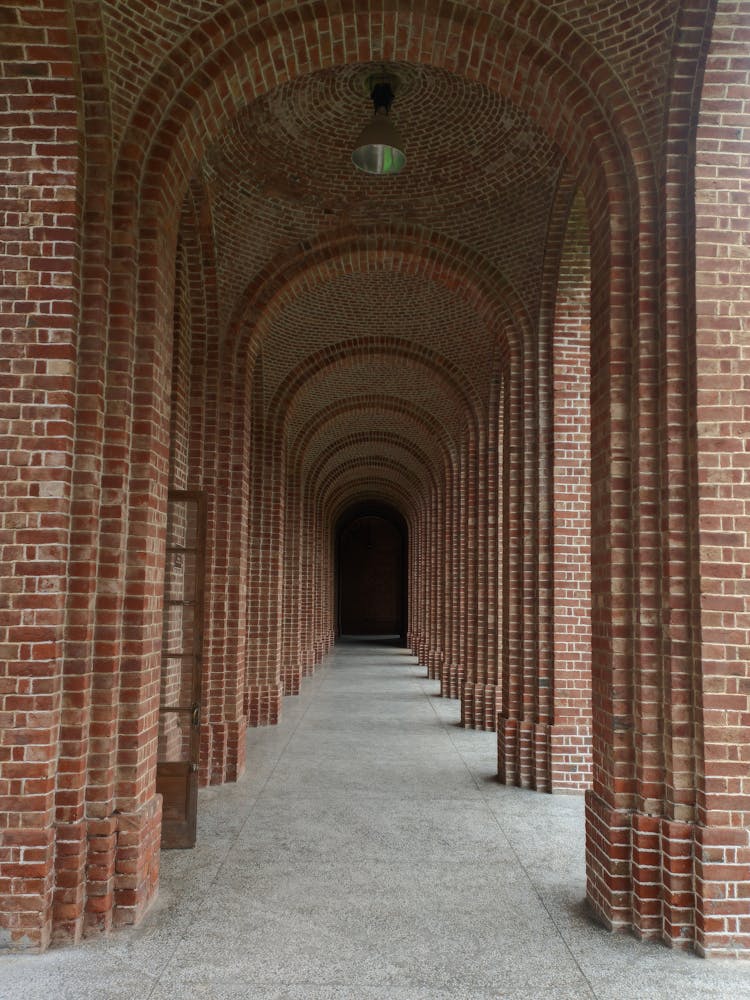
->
[0,5,79,951]
[583,173,637,934]
[201,356,250,784]
[550,191,593,792]
[498,364,526,784]
[691,4,750,956]
[246,369,284,727]
[281,467,303,695]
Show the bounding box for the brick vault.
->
[1,0,749,959]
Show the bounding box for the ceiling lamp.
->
[352,77,406,176]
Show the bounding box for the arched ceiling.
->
[203,61,547,486]
[99,1,684,514]
[205,62,561,338]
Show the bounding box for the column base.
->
[694,823,750,957]
[301,647,316,676]
[497,718,592,792]
[426,648,442,680]
[16,799,162,952]
[283,661,302,696]
[461,682,501,730]
[439,662,464,699]
[496,716,535,787]
[82,814,118,937]
[52,820,87,945]
[112,795,162,930]
[200,717,248,785]
[246,682,283,727]
[583,791,750,955]
[0,827,55,952]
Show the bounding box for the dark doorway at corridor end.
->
[335,502,407,644]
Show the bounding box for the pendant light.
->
[352,78,406,176]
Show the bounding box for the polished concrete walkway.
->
[4,640,750,999]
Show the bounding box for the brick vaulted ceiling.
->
[101,0,682,506]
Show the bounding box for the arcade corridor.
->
[3,0,750,965]
[4,640,750,999]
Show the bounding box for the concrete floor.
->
[4,640,750,1000]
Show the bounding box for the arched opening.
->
[336,502,408,643]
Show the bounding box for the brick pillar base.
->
[247,683,283,727]
[52,820,87,945]
[694,824,750,957]
[440,662,464,699]
[301,647,316,676]
[113,795,162,930]
[584,789,633,932]
[497,719,592,793]
[283,662,302,696]
[82,815,118,937]
[497,716,518,784]
[584,791,750,955]
[0,827,55,952]
[531,722,550,791]
[202,717,248,784]
[497,716,535,787]
[426,648,441,680]
[661,819,695,948]
[461,682,501,730]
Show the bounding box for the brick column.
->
[550,192,593,792]
[692,4,750,955]
[0,3,79,950]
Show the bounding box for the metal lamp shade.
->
[352,111,406,175]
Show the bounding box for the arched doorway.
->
[336,502,407,642]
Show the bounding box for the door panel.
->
[339,515,403,634]
[156,491,206,849]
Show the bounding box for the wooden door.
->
[156,490,206,849]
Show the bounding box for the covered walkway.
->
[4,642,750,1000]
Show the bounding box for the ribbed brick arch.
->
[104,14,657,910]
[304,432,438,498]
[308,431,430,499]
[317,457,427,507]
[109,2,652,502]
[288,395,454,479]
[326,480,417,528]
[270,336,481,428]
[114,0,648,232]
[226,227,530,367]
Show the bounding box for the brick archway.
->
[6,0,745,962]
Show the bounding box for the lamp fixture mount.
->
[352,72,406,176]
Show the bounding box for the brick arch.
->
[288,394,454,478]
[226,227,530,367]
[115,0,648,231]
[108,9,655,755]
[270,337,480,431]
[106,9,656,888]
[325,479,419,528]
[109,1,651,497]
[316,456,427,508]
[307,433,437,501]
